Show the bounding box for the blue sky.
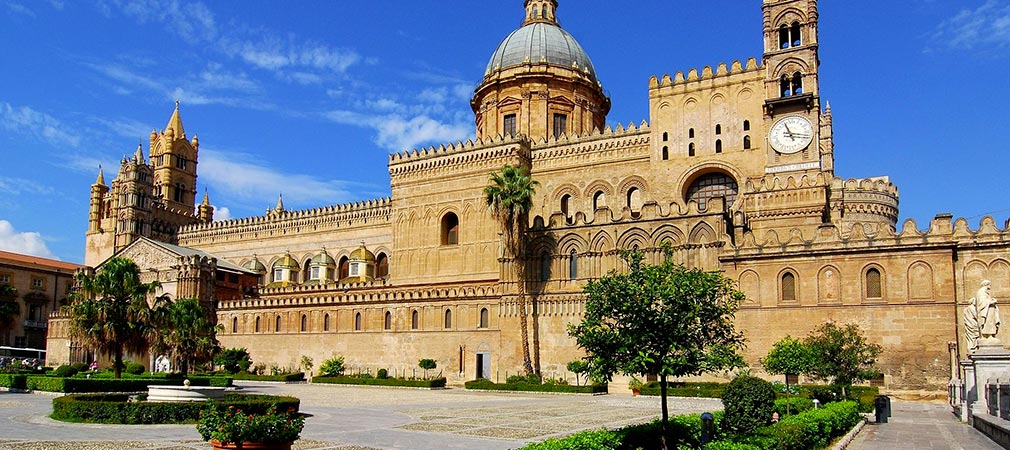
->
[1,0,1009,264]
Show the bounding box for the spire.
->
[94,166,105,186]
[165,99,185,139]
[202,190,210,206]
[523,0,559,26]
[134,143,145,164]
[275,193,285,212]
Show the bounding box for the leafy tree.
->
[301,355,314,376]
[567,360,590,386]
[319,355,345,377]
[215,347,252,374]
[66,257,160,379]
[418,358,437,379]
[569,251,745,450]
[484,164,539,375]
[804,322,882,396]
[761,335,813,414]
[0,283,19,334]
[149,297,221,377]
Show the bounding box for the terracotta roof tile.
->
[0,250,84,272]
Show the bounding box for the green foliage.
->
[66,257,162,379]
[70,362,89,372]
[762,336,813,380]
[773,397,814,417]
[197,403,303,444]
[703,442,764,450]
[215,348,252,374]
[507,373,543,385]
[125,363,145,375]
[567,360,590,386]
[464,378,606,394]
[51,393,297,424]
[757,401,861,450]
[300,355,313,373]
[804,322,883,389]
[230,372,305,382]
[24,375,231,393]
[27,376,66,392]
[319,355,345,377]
[517,429,622,450]
[797,384,878,413]
[149,297,221,377]
[313,375,447,388]
[53,365,79,378]
[639,381,725,398]
[721,375,776,436]
[0,374,27,389]
[376,368,388,379]
[418,358,437,378]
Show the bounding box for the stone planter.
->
[210,439,292,450]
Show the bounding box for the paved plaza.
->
[0,382,720,449]
[847,401,1003,450]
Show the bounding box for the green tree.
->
[66,257,160,379]
[215,348,252,374]
[418,358,437,379]
[805,322,882,396]
[569,251,745,450]
[484,164,539,375]
[566,360,589,386]
[149,297,221,377]
[761,335,813,414]
[319,355,345,377]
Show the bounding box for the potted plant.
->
[628,376,644,396]
[197,403,304,450]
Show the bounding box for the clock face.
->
[769,116,814,154]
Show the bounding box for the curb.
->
[831,415,870,450]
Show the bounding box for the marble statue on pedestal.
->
[966,280,1001,352]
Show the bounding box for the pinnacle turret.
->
[94,166,105,186]
[165,99,185,139]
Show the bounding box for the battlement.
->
[217,280,499,309]
[743,174,898,197]
[177,197,392,239]
[531,121,650,167]
[649,58,762,91]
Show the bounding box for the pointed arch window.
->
[781,272,797,302]
[569,249,578,280]
[441,212,459,245]
[689,142,696,157]
[866,268,882,299]
[743,120,750,131]
[255,316,260,333]
[376,253,389,278]
[743,135,752,150]
[540,251,551,282]
[715,124,722,135]
[662,132,669,141]
[300,314,307,332]
[338,256,349,280]
[662,146,669,160]
[479,307,489,329]
[355,312,362,331]
[444,309,452,329]
[384,311,392,330]
[275,315,282,332]
[689,128,695,139]
[411,309,419,330]
[715,139,723,153]
[323,313,330,332]
[232,317,238,333]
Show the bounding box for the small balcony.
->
[23,320,47,329]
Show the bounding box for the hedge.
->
[755,401,861,450]
[464,378,607,394]
[51,393,300,424]
[21,376,232,393]
[230,372,305,382]
[0,374,27,390]
[638,382,877,412]
[639,381,726,398]
[773,397,814,417]
[314,376,447,388]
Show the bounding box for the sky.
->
[1,0,1009,264]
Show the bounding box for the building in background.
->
[1,250,82,358]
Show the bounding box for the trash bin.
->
[875,395,890,423]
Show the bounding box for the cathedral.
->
[47,0,1008,395]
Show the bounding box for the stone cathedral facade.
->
[48,0,1010,395]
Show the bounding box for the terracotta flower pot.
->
[210,439,293,450]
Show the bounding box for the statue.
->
[965,280,1001,352]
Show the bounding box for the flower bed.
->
[313,375,446,388]
[51,393,299,424]
[198,403,303,446]
[464,378,607,394]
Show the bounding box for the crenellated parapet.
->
[829,176,900,229]
[649,58,762,92]
[217,280,500,310]
[388,135,528,182]
[177,197,392,242]
[531,121,650,170]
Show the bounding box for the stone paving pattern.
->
[846,401,1003,450]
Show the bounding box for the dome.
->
[311,248,336,267]
[349,243,376,262]
[243,256,266,274]
[484,22,598,84]
[273,253,299,270]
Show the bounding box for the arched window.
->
[688,128,695,139]
[791,22,802,47]
[686,172,739,210]
[593,191,605,210]
[569,249,578,280]
[715,139,723,153]
[338,256,349,280]
[542,5,548,18]
[688,142,696,157]
[376,253,389,278]
[232,317,238,333]
[532,4,538,18]
[780,76,791,97]
[781,272,796,301]
[384,311,392,330]
[355,312,362,331]
[779,25,790,49]
[743,135,752,150]
[303,260,311,283]
[444,309,452,329]
[540,251,551,282]
[255,316,260,332]
[411,310,419,330]
[479,307,489,329]
[441,212,459,245]
[627,187,642,217]
[275,315,281,332]
[743,120,750,131]
[715,124,722,135]
[561,194,571,222]
[323,313,330,332]
[866,268,882,299]
[300,314,307,332]
[662,146,669,160]
[662,132,669,141]
[792,72,803,95]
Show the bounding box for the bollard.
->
[875,395,890,423]
[701,412,714,444]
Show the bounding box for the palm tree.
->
[66,257,160,379]
[149,297,221,377]
[484,164,539,375]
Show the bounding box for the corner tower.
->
[150,100,199,212]
[471,0,610,142]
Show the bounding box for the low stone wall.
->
[973,413,1010,449]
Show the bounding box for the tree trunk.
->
[114,345,123,379]
[660,374,669,450]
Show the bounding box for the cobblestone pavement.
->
[0,383,722,450]
[846,401,1003,450]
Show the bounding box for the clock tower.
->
[761,0,833,177]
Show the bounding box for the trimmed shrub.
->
[703,442,764,450]
[758,400,860,450]
[51,393,300,424]
[52,365,79,378]
[23,376,232,393]
[215,348,252,374]
[377,368,388,379]
[27,376,66,392]
[640,381,726,398]
[314,376,447,388]
[0,374,27,389]
[319,356,345,377]
[517,429,621,450]
[125,363,145,375]
[773,397,814,417]
[230,372,304,382]
[464,378,606,394]
[70,362,88,372]
[721,375,776,436]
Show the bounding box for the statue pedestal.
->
[965,341,1010,422]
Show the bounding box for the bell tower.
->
[150,100,199,212]
[760,0,831,177]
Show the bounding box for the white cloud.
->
[0,177,54,196]
[930,0,1010,52]
[211,206,231,221]
[93,116,153,139]
[0,220,56,259]
[219,35,362,78]
[0,102,80,147]
[198,148,356,208]
[6,1,36,17]
[111,0,217,44]
[325,110,472,152]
